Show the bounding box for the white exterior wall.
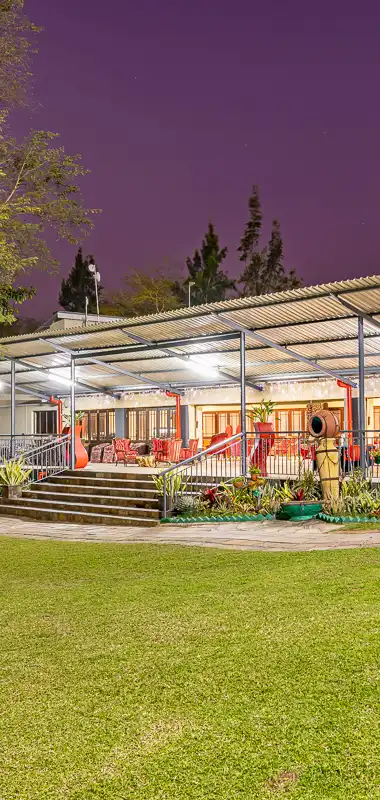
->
[4,377,380,436]
[0,402,46,435]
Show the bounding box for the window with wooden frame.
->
[274,409,306,434]
[202,411,241,447]
[125,407,176,443]
[34,410,57,435]
[374,407,380,431]
[80,410,116,442]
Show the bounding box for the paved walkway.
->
[0,516,380,551]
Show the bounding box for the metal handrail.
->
[160,432,243,477]
[161,432,245,518]
[1,433,73,484]
[16,433,71,460]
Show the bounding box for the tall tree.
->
[59,249,100,313]
[0,0,39,109]
[238,186,302,296]
[238,185,267,296]
[101,270,181,317]
[0,2,96,324]
[175,222,235,306]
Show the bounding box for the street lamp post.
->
[188,281,195,308]
[88,263,101,322]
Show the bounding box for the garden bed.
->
[161,513,274,524]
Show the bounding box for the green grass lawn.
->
[2,539,380,800]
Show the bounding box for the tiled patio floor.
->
[0,516,380,551]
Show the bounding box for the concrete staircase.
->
[0,469,161,526]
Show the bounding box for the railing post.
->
[10,360,15,458]
[358,316,366,474]
[70,357,76,470]
[163,473,167,519]
[240,331,247,475]
[297,431,301,477]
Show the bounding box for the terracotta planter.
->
[252,422,274,477]
[2,485,23,500]
[232,478,246,489]
[62,425,89,469]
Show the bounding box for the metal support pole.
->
[358,316,366,473]
[94,275,99,322]
[70,358,76,470]
[10,360,15,458]
[240,331,247,475]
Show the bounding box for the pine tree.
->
[238,186,302,296]
[59,248,100,313]
[238,185,267,296]
[175,222,236,305]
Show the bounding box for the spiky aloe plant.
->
[0,457,32,486]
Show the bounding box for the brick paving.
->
[0,515,380,551]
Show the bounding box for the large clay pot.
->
[308,410,339,439]
[62,425,89,469]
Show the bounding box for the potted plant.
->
[62,411,88,469]
[275,471,322,520]
[248,400,276,476]
[153,473,183,514]
[232,475,246,489]
[373,448,380,465]
[0,457,32,500]
[247,465,265,487]
[248,399,276,428]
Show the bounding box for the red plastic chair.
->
[155,439,170,463]
[209,433,229,458]
[168,439,183,463]
[179,439,198,461]
[157,439,182,463]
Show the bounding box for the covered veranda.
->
[0,275,380,478]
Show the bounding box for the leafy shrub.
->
[324,470,380,517]
[173,495,202,516]
[0,457,32,486]
[153,473,184,497]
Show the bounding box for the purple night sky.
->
[20,0,380,317]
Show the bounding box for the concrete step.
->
[32,482,158,499]
[14,496,160,519]
[0,504,158,527]
[25,490,159,509]
[48,474,156,490]
[65,469,158,482]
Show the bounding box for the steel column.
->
[10,360,15,457]
[240,332,247,475]
[70,358,76,470]
[358,316,366,472]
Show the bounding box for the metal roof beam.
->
[0,379,51,401]
[14,353,118,399]
[40,338,184,395]
[215,314,358,388]
[332,294,380,333]
[122,331,264,391]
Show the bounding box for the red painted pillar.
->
[166,392,181,439]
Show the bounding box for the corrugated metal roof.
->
[1,274,380,397]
